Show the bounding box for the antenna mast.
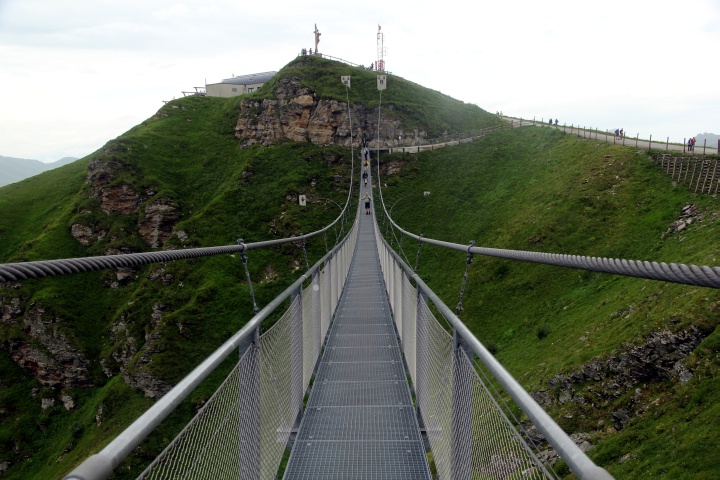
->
[376,25,385,72]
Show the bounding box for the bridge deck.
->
[284,198,430,479]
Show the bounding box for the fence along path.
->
[284,196,430,479]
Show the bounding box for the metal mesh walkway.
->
[284,205,431,480]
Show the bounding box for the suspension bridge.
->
[5,168,612,480]
[3,158,717,479]
[2,80,719,479]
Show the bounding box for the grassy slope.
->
[0,57,498,479]
[381,127,720,478]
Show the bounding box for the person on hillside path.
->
[362,170,368,187]
[363,192,371,215]
[615,128,620,139]
[620,128,624,137]
[692,137,697,152]
[688,138,694,152]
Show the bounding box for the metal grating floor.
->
[284,205,430,479]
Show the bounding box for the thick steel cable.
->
[417,237,720,289]
[374,145,720,289]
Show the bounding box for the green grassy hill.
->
[379,127,720,478]
[0,57,497,479]
[255,55,498,138]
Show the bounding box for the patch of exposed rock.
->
[148,268,175,286]
[70,224,107,247]
[235,77,422,148]
[99,184,140,215]
[87,148,141,215]
[121,303,172,398]
[85,142,183,248]
[0,302,92,389]
[1,297,22,322]
[139,199,180,248]
[662,204,704,238]
[103,315,138,378]
[532,327,705,430]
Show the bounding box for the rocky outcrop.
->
[70,224,107,247]
[87,145,141,215]
[1,307,92,390]
[235,77,423,148]
[532,327,706,430]
[114,303,173,398]
[84,141,180,250]
[99,184,140,215]
[662,204,705,238]
[139,199,180,248]
[70,224,94,246]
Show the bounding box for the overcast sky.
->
[1,0,718,162]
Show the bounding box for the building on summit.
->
[205,71,277,98]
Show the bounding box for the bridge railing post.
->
[290,286,304,419]
[304,271,321,390]
[238,326,261,480]
[320,259,330,345]
[330,249,337,318]
[415,289,429,421]
[401,272,417,382]
[450,329,472,480]
[394,258,403,338]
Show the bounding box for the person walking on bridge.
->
[363,192,371,215]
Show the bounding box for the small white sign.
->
[341,76,351,88]
[299,195,306,206]
[377,75,386,91]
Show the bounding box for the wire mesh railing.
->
[63,210,360,480]
[374,223,613,480]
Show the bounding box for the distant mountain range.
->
[0,155,79,187]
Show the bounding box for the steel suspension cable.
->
[379,209,720,289]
